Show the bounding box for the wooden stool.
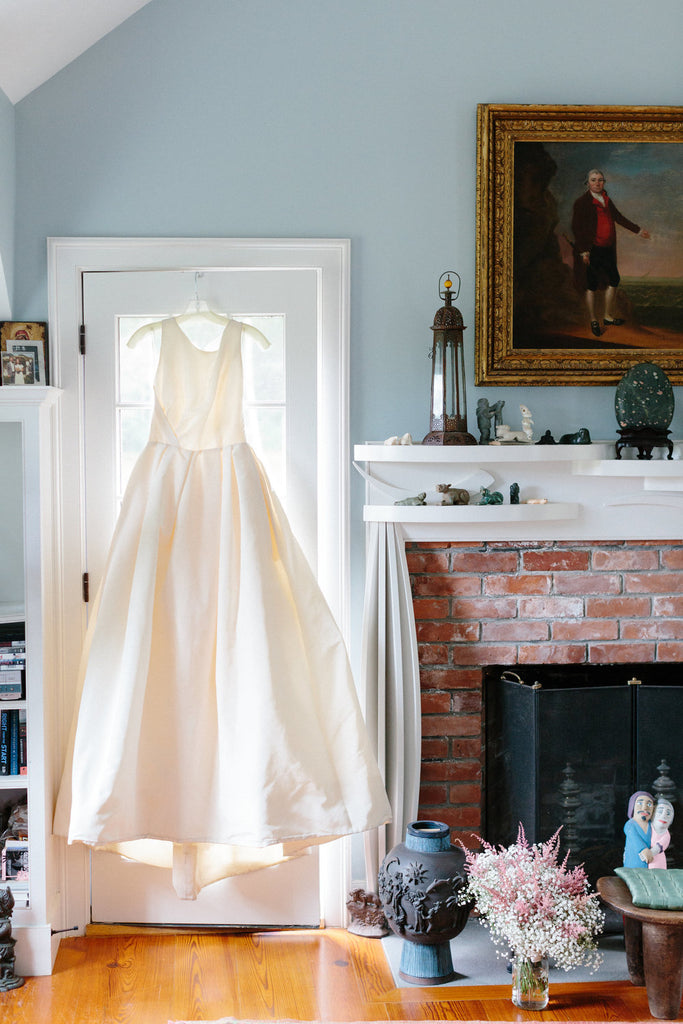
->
[598,876,683,1019]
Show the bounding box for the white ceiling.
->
[0,0,154,104]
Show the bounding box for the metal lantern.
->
[423,272,477,446]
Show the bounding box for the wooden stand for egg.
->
[422,273,477,446]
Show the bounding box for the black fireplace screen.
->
[484,664,682,885]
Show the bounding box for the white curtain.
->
[360,520,422,890]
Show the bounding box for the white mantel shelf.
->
[355,441,682,465]
[354,441,683,542]
[364,503,580,524]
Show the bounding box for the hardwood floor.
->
[2,927,667,1024]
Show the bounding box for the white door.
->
[81,268,322,926]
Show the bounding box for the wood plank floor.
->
[1,927,668,1024]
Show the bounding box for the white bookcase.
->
[0,387,61,975]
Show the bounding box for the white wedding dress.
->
[54,316,391,898]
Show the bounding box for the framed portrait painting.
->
[0,321,49,386]
[475,105,683,385]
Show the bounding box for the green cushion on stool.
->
[615,867,683,909]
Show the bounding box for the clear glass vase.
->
[511,955,549,1010]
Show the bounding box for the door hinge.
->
[79,324,86,355]
[82,572,90,603]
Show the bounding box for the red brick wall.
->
[407,538,683,848]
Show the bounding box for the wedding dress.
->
[54,315,391,898]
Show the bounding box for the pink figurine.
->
[647,799,674,869]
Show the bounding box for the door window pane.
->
[115,315,286,504]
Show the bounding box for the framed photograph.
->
[0,321,48,385]
[1,839,28,881]
[475,105,683,385]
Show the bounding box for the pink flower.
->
[456,824,604,972]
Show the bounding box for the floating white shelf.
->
[355,442,617,464]
[573,459,683,476]
[364,502,580,524]
[354,440,683,541]
[572,458,683,492]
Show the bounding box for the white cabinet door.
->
[82,268,321,926]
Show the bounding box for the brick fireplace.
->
[355,440,683,878]
[408,537,683,848]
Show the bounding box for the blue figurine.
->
[623,790,655,867]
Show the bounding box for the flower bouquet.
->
[458,826,604,1009]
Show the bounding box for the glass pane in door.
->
[115,314,286,506]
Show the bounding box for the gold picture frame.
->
[475,104,683,386]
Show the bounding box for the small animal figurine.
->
[492,404,534,444]
[536,430,556,445]
[559,427,592,445]
[436,483,470,506]
[346,888,389,936]
[520,404,534,442]
[623,790,655,867]
[478,487,503,505]
[510,482,520,505]
[648,799,674,869]
[394,492,426,506]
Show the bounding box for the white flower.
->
[457,825,604,972]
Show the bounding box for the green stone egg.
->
[615,362,675,431]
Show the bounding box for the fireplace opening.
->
[483,662,682,885]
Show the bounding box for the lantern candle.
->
[423,272,477,446]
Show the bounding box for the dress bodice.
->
[149,317,246,449]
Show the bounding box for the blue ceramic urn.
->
[378,820,470,984]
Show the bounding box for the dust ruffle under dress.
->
[53,316,391,898]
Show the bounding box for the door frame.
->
[47,237,351,933]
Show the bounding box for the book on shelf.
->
[0,670,23,701]
[18,710,26,775]
[0,710,27,776]
[0,710,8,775]
[0,622,25,644]
[0,628,25,701]
[8,711,19,776]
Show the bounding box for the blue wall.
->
[0,85,14,317]
[11,0,683,637]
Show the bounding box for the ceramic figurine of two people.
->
[623,790,675,868]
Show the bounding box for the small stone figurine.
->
[623,790,655,868]
[559,427,592,445]
[493,404,534,444]
[346,888,389,937]
[436,483,470,506]
[0,886,24,990]
[476,398,506,445]
[478,487,503,505]
[648,799,675,869]
[384,433,413,446]
[394,493,426,506]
